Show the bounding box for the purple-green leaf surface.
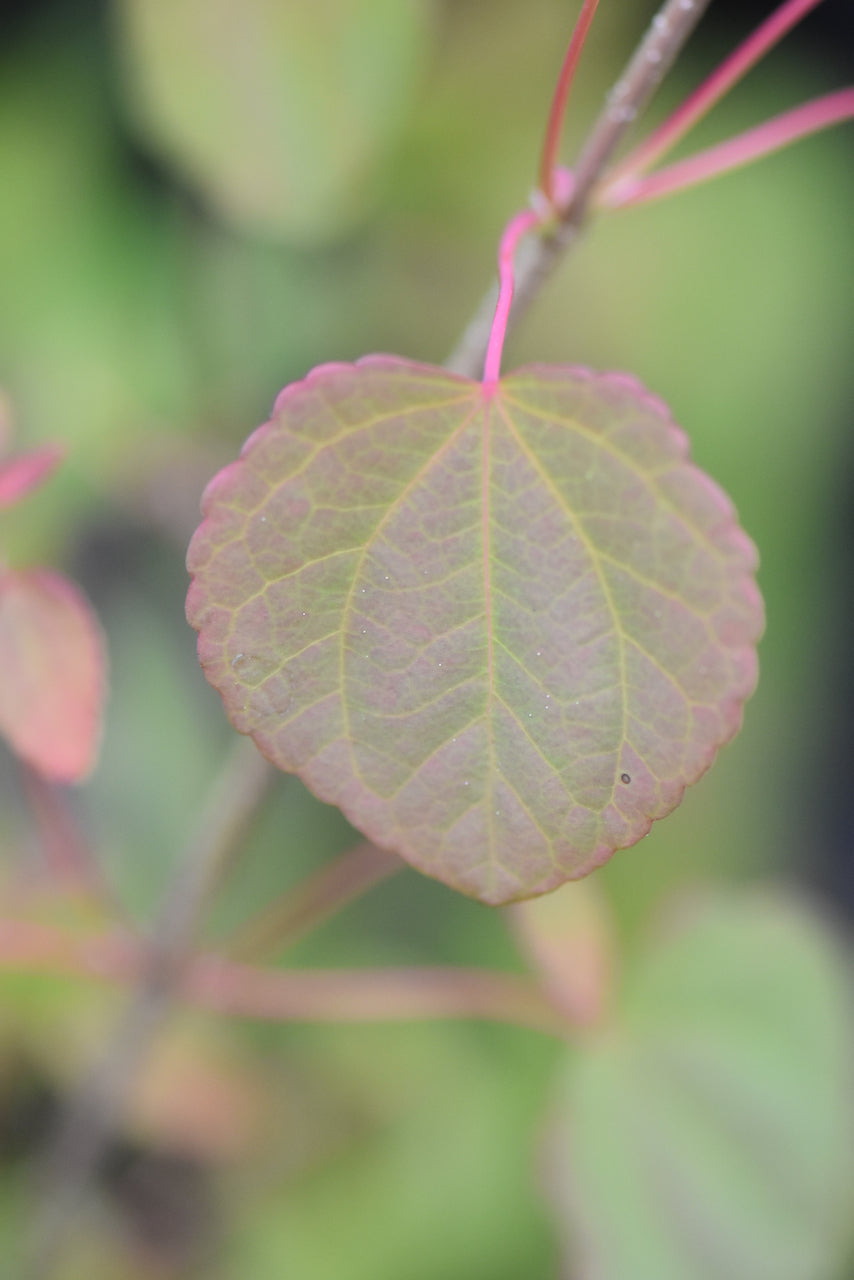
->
[186,358,762,905]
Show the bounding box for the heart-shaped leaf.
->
[0,569,106,782]
[186,357,762,904]
[546,893,854,1280]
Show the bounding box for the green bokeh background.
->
[0,1,852,1276]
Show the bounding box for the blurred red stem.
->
[601,88,854,206]
[0,918,568,1037]
[605,0,827,189]
[185,958,568,1035]
[225,839,402,962]
[448,0,712,377]
[538,0,600,202]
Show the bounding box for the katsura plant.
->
[188,0,846,906]
[12,2,854,1278]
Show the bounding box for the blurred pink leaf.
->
[0,569,106,782]
[187,358,762,905]
[0,444,64,509]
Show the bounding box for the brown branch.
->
[446,0,713,379]
[23,737,276,1280]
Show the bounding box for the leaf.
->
[186,357,762,905]
[0,569,106,782]
[113,0,432,243]
[547,893,854,1280]
[512,879,616,1027]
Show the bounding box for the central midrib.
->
[481,394,498,879]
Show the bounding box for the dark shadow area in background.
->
[2,0,852,70]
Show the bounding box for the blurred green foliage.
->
[0,0,852,1276]
[550,892,853,1280]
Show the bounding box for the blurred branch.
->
[23,736,276,1280]
[447,0,712,378]
[0,918,568,1038]
[184,958,568,1036]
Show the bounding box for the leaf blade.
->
[0,568,107,782]
[187,359,762,903]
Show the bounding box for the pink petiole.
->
[538,0,600,206]
[482,208,541,386]
[602,87,854,207]
[482,0,599,384]
[604,0,828,192]
[482,170,576,386]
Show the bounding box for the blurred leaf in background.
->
[113,0,435,243]
[546,891,854,1280]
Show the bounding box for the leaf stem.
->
[225,839,402,963]
[0,918,137,981]
[601,87,854,207]
[482,207,542,385]
[0,919,570,1037]
[23,737,276,1280]
[538,0,600,203]
[182,958,569,1036]
[448,0,712,377]
[603,0,827,193]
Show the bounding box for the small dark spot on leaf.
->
[620,773,631,785]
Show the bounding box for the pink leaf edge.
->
[187,357,763,905]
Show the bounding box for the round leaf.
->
[186,358,762,904]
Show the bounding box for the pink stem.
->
[225,840,401,961]
[0,918,569,1037]
[606,0,827,189]
[0,918,139,983]
[602,87,854,207]
[482,208,541,386]
[538,0,600,203]
[184,957,569,1036]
